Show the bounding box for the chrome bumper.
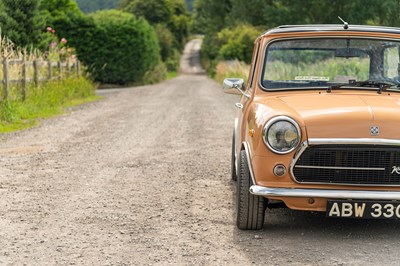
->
[250,185,400,200]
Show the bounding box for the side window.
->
[384,46,400,80]
[246,41,260,93]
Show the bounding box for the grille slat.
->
[293,145,400,185]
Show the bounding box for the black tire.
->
[231,129,237,181]
[236,150,266,230]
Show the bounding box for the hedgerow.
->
[50,10,160,84]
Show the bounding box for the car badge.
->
[370,126,379,136]
[391,166,400,175]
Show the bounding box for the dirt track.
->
[1,40,400,265]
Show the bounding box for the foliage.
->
[191,0,231,34]
[214,60,249,85]
[0,0,45,48]
[194,0,400,76]
[0,77,98,133]
[185,0,194,12]
[217,24,260,64]
[121,0,189,50]
[200,24,259,78]
[122,0,189,48]
[75,0,122,13]
[154,24,174,62]
[91,10,160,84]
[39,0,81,16]
[50,10,160,84]
[142,62,168,84]
[120,0,189,71]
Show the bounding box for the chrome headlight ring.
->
[262,116,301,154]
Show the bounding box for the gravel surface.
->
[0,40,400,265]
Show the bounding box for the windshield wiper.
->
[327,80,397,94]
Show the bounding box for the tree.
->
[39,0,81,16]
[0,0,44,48]
[121,0,189,50]
[185,0,194,12]
[75,0,122,13]
[191,0,231,34]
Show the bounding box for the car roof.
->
[263,24,400,36]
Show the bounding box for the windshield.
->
[262,38,400,90]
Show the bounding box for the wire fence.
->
[1,59,81,101]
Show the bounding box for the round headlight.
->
[263,116,301,154]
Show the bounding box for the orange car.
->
[224,24,400,230]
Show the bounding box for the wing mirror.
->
[222,78,249,98]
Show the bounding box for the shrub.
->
[50,10,160,84]
[217,24,260,64]
[165,48,180,71]
[154,24,174,62]
[200,24,260,75]
[142,62,168,84]
[121,0,189,51]
[90,10,160,84]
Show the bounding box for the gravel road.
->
[1,40,400,265]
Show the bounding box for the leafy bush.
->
[154,24,174,62]
[0,0,44,49]
[121,0,189,51]
[200,24,260,76]
[90,10,160,84]
[50,10,160,84]
[142,62,168,84]
[155,24,181,71]
[217,24,260,64]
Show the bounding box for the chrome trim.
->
[258,36,400,92]
[249,185,400,200]
[242,142,256,185]
[294,165,385,171]
[235,103,243,109]
[289,141,309,181]
[223,78,250,98]
[308,138,400,146]
[234,118,239,177]
[262,116,301,155]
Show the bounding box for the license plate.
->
[327,200,400,219]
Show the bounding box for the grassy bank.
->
[0,77,99,133]
[214,60,250,84]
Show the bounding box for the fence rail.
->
[1,59,81,100]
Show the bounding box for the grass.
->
[0,77,99,133]
[213,57,370,86]
[0,31,98,133]
[214,60,250,84]
[265,57,370,81]
[167,71,177,80]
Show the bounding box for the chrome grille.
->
[292,145,400,185]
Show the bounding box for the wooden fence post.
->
[58,61,62,80]
[66,59,70,77]
[76,61,81,77]
[22,59,27,101]
[33,60,39,86]
[3,59,9,99]
[48,60,52,80]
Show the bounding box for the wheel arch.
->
[240,141,257,186]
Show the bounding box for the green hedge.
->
[50,10,160,84]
